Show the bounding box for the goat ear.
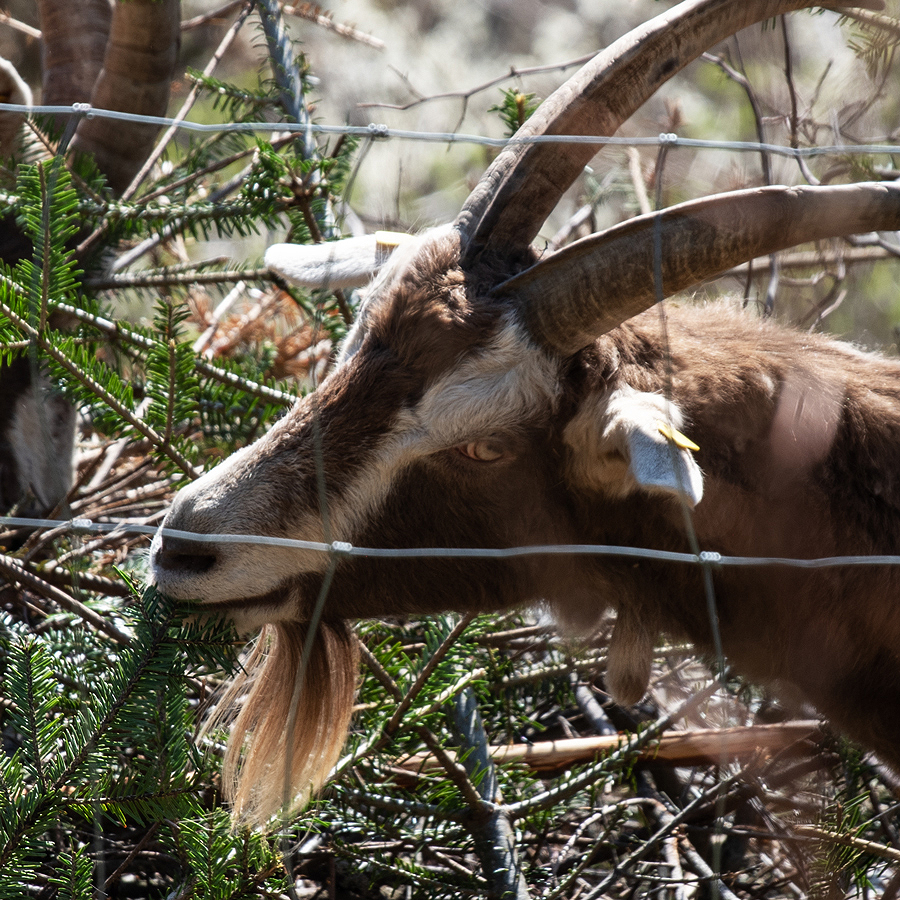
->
[265,231,410,290]
[566,386,704,506]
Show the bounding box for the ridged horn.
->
[456,0,884,266]
[494,182,900,357]
[69,0,180,195]
[37,0,112,138]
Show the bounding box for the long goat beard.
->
[202,619,359,827]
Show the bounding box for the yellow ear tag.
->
[374,230,411,251]
[657,421,700,452]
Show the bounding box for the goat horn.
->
[495,182,900,357]
[69,0,180,196]
[456,0,884,266]
[37,0,111,138]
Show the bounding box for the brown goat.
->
[152,0,900,825]
[0,1,181,521]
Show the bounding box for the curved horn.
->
[69,0,180,195]
[494,182,900,357]
[37,0,111,132]
[456,0,883,266]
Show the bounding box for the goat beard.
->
[201,618,359,828]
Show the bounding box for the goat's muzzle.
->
[152,532,218,579]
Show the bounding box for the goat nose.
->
[153,533,218,575]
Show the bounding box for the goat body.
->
[154,227,900,819]
[151,0,900,824]
[570,302,900,764]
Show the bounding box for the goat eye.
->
[457,440,505,462]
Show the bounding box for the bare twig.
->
[724,245,893,278]
[359,53,597,112]
[0,553,130,645]
[0,11,40,39]
[181,0,245,29]
[123,2,254,202]
[627,147,652,217]
[398,721,819,776]
[780,16,822,186]
[282,4,385,50]
[793,824,900,864]
[580,787,747,900]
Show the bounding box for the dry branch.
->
[396,721,821,780]
[282,4,385,50]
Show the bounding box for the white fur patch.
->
[564,385,704,506]
[411,314,560,449]
[327,315,561,541]
[151,434,331,605]
[8,378,75,511]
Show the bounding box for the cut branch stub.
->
[70,0,181,195]
[456,0,885,267]
[497,183,900,357]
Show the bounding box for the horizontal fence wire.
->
[4,101,900,158]
[2,102,899,578]
[4,515,900,570]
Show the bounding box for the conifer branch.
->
[51,300,298,406]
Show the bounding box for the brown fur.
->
[154,233,900,828]
[564,302,900,764]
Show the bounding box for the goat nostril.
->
[155,535,218,575]
[158,549,217,574]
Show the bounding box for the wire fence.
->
[5,514,900,571]
[5,100,900,158]
[3,100,900,578]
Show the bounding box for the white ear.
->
[265,231,410,290]
[564,385,704,506]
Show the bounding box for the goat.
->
[0,1,180,522]
[0,60,74,519]
[152,0,900,825]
